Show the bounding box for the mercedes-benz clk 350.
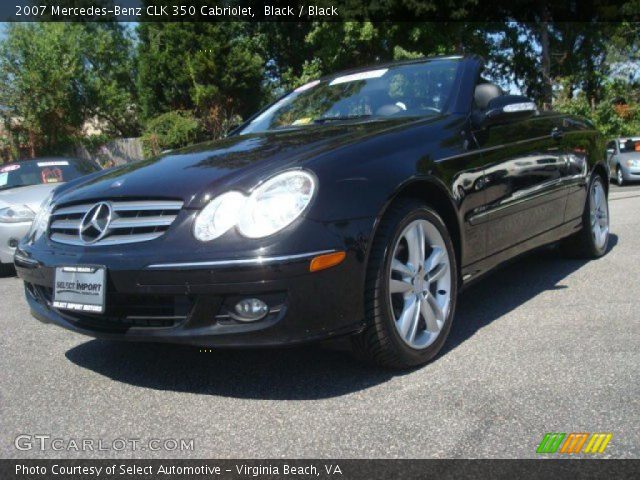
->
[15,56,609,368]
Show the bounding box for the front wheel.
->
[616,166,624,186]
[561,174,609,258]
[351,199,458,369]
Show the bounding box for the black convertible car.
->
[16,55,609,368]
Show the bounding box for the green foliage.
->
[0,23,85,155]
[141,110,203,158]
[0,22,138,158]
[136,23,264,127]
[556,80,640,137]
[1,7,639,158]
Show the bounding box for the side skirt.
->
[459,217,582,291]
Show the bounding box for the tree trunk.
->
[539,21,553,110]
[28,130,36,158]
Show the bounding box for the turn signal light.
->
[309,251,346,272]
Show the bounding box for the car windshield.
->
[240,59,461,134]
[0,158,99,191]
[619,138,640,153]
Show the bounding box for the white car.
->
[607,137,640,186]
[0,157,101,274]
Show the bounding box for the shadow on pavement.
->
[441,233,617,356]
[66,235,617,399]
[66,340,398,400]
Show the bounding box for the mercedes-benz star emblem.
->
[79,202,113,244]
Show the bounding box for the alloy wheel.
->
[590,179,609,250]
[388,219,452,349]
[617,168,624,186]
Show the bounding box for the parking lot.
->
[1,184,638,459]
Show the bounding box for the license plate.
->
[53,266,106,314]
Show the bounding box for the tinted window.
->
[0,158,99,191]
[241,59,461,134]
[619,138,640,153]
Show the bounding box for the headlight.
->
[237,170,316,238]
[27,193,54,241]
[0,204,35,223]
[193,191,246,242]
[627,159,640,167]
[193,170,316,241]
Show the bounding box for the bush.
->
[141,110,203,157]
[555,79,640,138]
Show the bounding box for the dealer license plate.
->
[52,266,106,314]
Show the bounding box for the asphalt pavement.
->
[1,185,638,459]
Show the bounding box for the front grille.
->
[49,199,183,246]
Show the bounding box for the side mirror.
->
[606,148,615,155]
[476,95,537,127]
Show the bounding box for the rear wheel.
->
[352,199,457,368]
[561,174,609,258]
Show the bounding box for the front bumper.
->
[0,221,30,264]
[15,240,369,347]
[620,164,640,181]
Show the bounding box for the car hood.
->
[52,117,434,209]
[0,183,59,211]
[619,152,640,161]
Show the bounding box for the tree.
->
[274,21,494,90]
[0,23,85,156]
[82,23,140,137]
[0,22,138,157]
[136,22,264,133]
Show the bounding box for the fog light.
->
[231,298,269,322]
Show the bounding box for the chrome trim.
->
[14,252,39,266]
[51,231,165,246]
[52,200,183,216]
[51,215,177,230]
[49,199,183,246]
[215,308,281,320]
[50,219,81,230]
[146,249,337,270]
[110,216,177,228]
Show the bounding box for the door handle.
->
[551,127,564,140]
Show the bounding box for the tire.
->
[351,199,458,369]
[0,262,15,277]
[616,166,624,186]
[561,174,609,259]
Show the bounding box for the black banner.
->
[3,0,640,22]
[2,459,640,480]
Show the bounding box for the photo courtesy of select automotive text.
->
[0,0,638,478]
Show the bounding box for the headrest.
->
[474,83,503,110]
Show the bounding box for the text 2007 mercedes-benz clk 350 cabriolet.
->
[15,55,609,368]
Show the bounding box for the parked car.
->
[606,137,640,185]
[15,56,609,368]
[0,157,101,275]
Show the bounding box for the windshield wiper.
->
[313,114,373,124]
